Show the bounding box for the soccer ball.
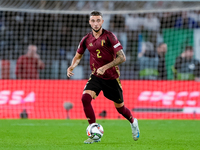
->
[86,123,104,140]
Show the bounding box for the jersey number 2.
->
[96,49,102,58]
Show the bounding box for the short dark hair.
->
[185,46,193,51]
[90,10,103,18]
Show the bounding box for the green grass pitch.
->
[0,119,200,150]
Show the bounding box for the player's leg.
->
[82,90,96,124]
[82,75,101,124]
[114,102,133,123]
[82,75,102,144]
[114,102,140,141]
[102,78,140,141]
[82,90,101,144]
[102,78,134,124]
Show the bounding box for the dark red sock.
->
[81,93,96,124]
[116,105,134,123]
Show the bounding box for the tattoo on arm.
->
[104,49,126,70]
[116,50,126,63]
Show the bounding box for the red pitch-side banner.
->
[0,80,200,119]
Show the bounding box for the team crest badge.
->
[101,40,105,46]
[89,43,93,46]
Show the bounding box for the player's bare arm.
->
[97,49,126,75]
[67,52,83,77]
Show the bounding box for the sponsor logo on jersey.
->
[113,42,120,48]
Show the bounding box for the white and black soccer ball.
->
[86,123,104,140]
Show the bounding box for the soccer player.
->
[16,44,45,79]
[67,11,140,144]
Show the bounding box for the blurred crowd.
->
[0,10,200,80]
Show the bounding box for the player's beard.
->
[92,26,102,33]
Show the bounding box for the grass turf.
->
[0,119,200,150]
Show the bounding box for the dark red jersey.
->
[16,55,44,79]
[77,29,123,80]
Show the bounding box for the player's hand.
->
[67,66,74,77]
[97,67,106,76]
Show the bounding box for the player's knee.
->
[81,93,92,106]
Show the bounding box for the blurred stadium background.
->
[0,0,200,119]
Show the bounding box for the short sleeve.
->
[107,32,123,54]
[77,36,87,54]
